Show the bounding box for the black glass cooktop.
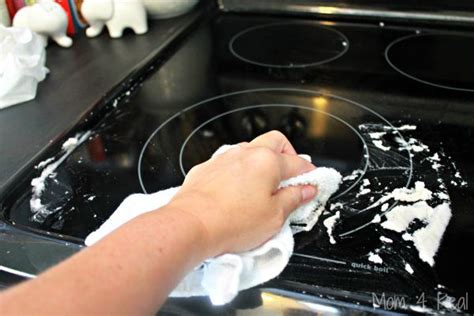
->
[1,13,473,314]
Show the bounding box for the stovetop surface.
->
[2,13,473,314]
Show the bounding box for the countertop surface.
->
[0,7,207,192]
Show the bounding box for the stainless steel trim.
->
[218,0,474,24]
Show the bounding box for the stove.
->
[1,7,473,315]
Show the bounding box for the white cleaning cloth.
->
[0,26,49,109]
[85,145,342,305]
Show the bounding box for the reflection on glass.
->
[310,96,329,137]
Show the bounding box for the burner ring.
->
[178,104,370,200]
[229,22,349,68]
[138,88,413,198]
[385,32,474,92]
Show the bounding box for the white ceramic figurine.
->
[12,0,72,48]
[82,0,148,39]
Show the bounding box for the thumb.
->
[273,185,318,217]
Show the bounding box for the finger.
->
[278,154,316,180]
[249,130,297,155]
[273,185,318,217]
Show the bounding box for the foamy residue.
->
[381,201,452,266]
[323,211,340,244]
[356,122,464,269]
[30,131,91,222]
[391,181,432,202]
[368,252,383,264]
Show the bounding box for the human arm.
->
[0,131,317,315]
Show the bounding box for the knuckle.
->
[267,130,286,140]
[253,147,278,164]
[252,148,280,174]
[187,164,203,177]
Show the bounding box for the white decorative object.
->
[0,0,10,26]
[143,0,198,19]
[82,0,148,39]
[81,0,114,37]
[12,0,72,48]
[0,26,49,109]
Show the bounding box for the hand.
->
[169,131,317,257]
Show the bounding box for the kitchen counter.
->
[0,2,212,193]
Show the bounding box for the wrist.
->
[167,191,221,259]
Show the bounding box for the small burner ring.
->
[385,32,474,92]
[229,22,349,68]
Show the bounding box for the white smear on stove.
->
[369,132,386,139]
[368,252,383,264]
[381,201,431,232]
[391,181,432,202]
[371,214,381,223]
[356,178,372,197]
[330,202,345,211]
[342,169,363,181]
[402,233,413,241]
[380,236,393,243]
[360,180,432,215]
[323,211,340,244]
[381,201,452,266]
[396,125,417,131]
[372,140,391,151]
[35,157,55,169]
[30,131,91,222]
[435,192,450,201]
[396,137,429,153]
[412,203,452,266]
[360,195,392,213]
[62,137,79,151]
[87,195,96,201]
[405,263,414,274]
[408,139,429,152]
[429,153,440,161]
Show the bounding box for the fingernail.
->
[302,185,317,201]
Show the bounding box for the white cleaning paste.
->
[381,201,433,232]
[411,203,451,266]
[330,202,345,211]
[369,132,386,139]
[62,137,80,151]
[381,201,451,266]
[405,263,414,274]
[435,192,450,201]
[372,140,391,151]
[368,252,383,264]
[395,137,429,153]
[391,181,432,202]
[396,125,417,131]
[323,211,340,244]
[30,131,91,222]
[342,169,363,181]
[371,214,381,223]
[380,236,393,243]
